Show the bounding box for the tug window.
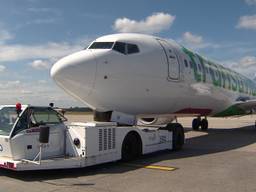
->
[30,107,65,125]
[0,107,19,136]
[12,109,29,136]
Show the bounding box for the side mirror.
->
[39,126,50,143]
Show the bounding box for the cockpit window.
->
[88,42,114,49]
[113,41,140,55]
[127,44,139,54]
[113,42,126,54]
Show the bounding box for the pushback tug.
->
[0,103,183,171]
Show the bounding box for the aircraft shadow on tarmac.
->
[1,125,256,183]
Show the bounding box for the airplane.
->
[50,33,256,131]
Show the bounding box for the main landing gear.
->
[192,117,208,131]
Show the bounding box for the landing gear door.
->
[157,39,180,81]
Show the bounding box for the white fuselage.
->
[51,33,256,117]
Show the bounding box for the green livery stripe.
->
[214,105,247,117]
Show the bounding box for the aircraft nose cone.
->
[51,50,97,97]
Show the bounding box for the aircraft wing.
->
[234,99,256,112]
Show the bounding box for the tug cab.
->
[0,105,67,162]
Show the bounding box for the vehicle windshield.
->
[11,107,67,137]
[29,107,67,126]
[0,107,18,136]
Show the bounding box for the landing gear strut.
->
[192,117,208,131]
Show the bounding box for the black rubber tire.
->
[121,132,142,161]
[192,118,200,131]
[172,123,185,151]
[162,123,185,151]
[201,119,208,131]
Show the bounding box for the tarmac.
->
[1,114,256,192]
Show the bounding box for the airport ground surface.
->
[1,114,256,192]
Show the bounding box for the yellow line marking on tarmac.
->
[123,163,177,171]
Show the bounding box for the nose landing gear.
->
[192,117,208,131]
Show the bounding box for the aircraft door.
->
[158,39,180,80]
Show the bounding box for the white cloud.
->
[178,32,220,50]
[30,60,51,70]
[0,65,6,72]
[20,90,33,95]
[232,56,256,68]
[245,0,256,5]
[182,32,203,45]
[26,18,57,25]
[38,80,47,84]
[0,31,92,107]
[0,42,82,62]
[0,29,13,43]
[221,56,256,78]
[113,12,175,34]
[237,15,256,30]
[27,7,60,15]
[0,80,20,89]
[0,80,82,107]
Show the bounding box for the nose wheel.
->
[192,117,208,131]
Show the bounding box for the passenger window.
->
[215,70,219,77]
[113,42,126,54]
[127,44,139,54]
[198,64,201,71]
[189,61,193,68]
[184,60,188,67]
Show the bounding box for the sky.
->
[0,0,256,107]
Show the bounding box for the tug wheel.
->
[121,132,142,161]
[162,123,185,151]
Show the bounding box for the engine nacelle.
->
[137,116,175,125]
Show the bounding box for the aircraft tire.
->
[201,119,208,131]
[192,118,200,130]
[121,132,142,161]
